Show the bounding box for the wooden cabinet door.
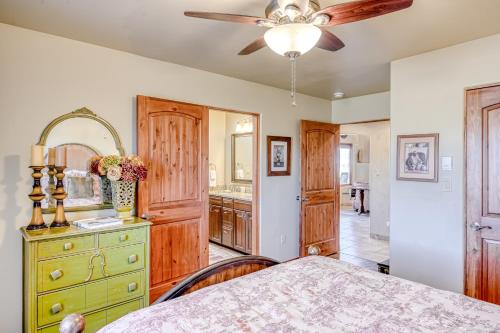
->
[221,208,234,247]
[233,210,247,252]
[137,96,208,303]
[245,212,252,254]
[466,85,500,304]
[300,120,340,257]
[209,204,222,243]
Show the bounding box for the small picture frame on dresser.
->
[267,136,291,176]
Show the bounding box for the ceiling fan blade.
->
[238,36,267,55]
[314,0,413,26]
[184,11,271,25]
[316,30,345,52]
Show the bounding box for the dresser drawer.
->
[222,208,233,223]
[99,228,146,248]
[222,197,233,208]
[37,285,86,326]
[107,271,144,305]
[103,243,145,276]
[233,199,252,212]
[84,310,108,333]
[38,252,96,292]
[107,299,142,324]
[39,308,112,333]
[38,235,94,259]
[209,195,222,206]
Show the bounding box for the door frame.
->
[464,82,500,299]
[207,106,260,255]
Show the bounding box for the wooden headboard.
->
[154,255,280,303]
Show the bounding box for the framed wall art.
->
[397,133,439,182]
[267,136,291,176]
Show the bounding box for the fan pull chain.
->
[290,54,297,107]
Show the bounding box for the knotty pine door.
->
[465,85,500,304]
[299,120,340,257]
[137,96,208,303]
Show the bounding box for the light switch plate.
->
[441,156,453,171]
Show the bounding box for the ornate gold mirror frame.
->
[38,107,125,213]
[38,107,126,155]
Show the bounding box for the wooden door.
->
[465,85,500,304]
[209,204,222,243]
[300,120,340,257]
[233,210,247,252]
[137,96,208,303]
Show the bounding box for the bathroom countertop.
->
[209,191,253,201]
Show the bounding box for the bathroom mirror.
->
[231,133,253,183]
[37,107,125,213]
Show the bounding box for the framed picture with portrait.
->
[267,136,291,176]
[397,133,439,182]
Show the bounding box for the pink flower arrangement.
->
[89,155,148,182]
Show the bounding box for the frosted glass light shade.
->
[264,23,321,56]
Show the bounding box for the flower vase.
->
[110,180,136,219]
[100,176,113,204]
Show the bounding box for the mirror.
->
[231,133,253,183]
[38,107,125,213]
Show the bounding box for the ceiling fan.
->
[185,0,414,105]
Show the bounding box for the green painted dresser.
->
[21,218,151,333]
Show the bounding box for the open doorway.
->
[336,120,390,271]
[207,109,259,265]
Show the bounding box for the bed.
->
[61,256,500,333]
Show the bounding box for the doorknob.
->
[471,222,492,231]
[141,213,158,220]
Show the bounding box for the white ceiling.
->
[1,0,500,99]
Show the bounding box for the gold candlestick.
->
[27,166,47,231]
[50,166,70,228]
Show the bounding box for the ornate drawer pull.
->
[84,252,101,282]
[50,269,63,281]
[128,282,138,293]
[99,252,109,278]
[63,242,73,251]
[51,303,63,315]
[119,234,129,242]
[128,254,138,264]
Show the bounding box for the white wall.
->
[332,91,390,123]
[208,109,226,186]
[341,122,391,239]
[390,33,500,293]
[0,23,332,332]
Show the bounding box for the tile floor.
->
[329,252,379,271]
[209,242,242,265]
[339,208,389,264]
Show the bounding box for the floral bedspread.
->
[99,256,500,333]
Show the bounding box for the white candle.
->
[55,146,67,167]
[48,148,56,165]
[31,145,45,166]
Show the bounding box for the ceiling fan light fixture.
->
[264,23,321,56]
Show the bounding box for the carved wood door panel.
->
[137,96,208,303]
[466,85,500,304]
[300,120,340,257]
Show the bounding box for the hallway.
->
[339,209,389,264]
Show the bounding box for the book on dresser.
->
[20,218,151,333]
